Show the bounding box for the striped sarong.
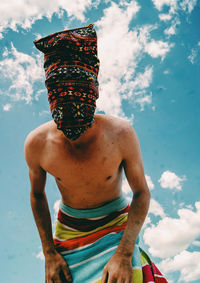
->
[53,195,167,282]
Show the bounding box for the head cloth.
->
[33,23,100,131]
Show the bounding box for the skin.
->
[24,113,150,283]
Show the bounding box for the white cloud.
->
[122,174,155,194]
[125,196,132,204]
[39,110,50,117]
[135,92,152,111]
[54,199,60,214]
[122,66,154,111]
[144,40,174,60]
[53,199,61,226]
[188,48,198,64]
[138,24,174,59]
[143,216,151,228]
[125,66,153,96]
[153,0,197,42]
[180,0,198,13]
[3,103,12,111]
[122,180,165,228]
[179,202,185,208]
[96,1,143,116]
[188,41,200,64]
[0,43,43,103]
[122,178,132,195]
[164,17,180,37]
[158,170,186,190]
[95,2,174,116]
[35,89,47,101]
[119,0,140,15]
[163,69,170,75]
[36,249,44,260]
[159,14,172,21]
[152,0,196,15]
[158,250,200,282]
[0,0,98,37]
[149,199,166,218]
[192,240,200,247]
[164,25,176,36]
[2,47,9,57]
[145,175,155,190]
[33,32,43,41]
[143,202,200,258]
[151,0,178,14]
[185,204,193,210]
[122,113,135,124]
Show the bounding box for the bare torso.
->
[38,114,125,209]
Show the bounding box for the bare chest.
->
[40,134,123,206]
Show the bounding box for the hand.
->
[101,252,133,283]
[45,251,72,283]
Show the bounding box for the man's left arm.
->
[102,122,150,283]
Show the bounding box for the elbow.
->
[133,185,151,207]
[30,190,45,200]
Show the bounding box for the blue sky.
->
[0,0,199,282]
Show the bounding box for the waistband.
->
[59,195,129,218]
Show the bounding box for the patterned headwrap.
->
[33,23,100,140]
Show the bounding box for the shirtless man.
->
[24,113,150,283]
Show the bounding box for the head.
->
[34,24,100,140]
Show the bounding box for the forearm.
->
[30,191,56,256]
[116,189,150,257]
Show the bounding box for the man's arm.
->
[24,131,72,283]
[102,121,150,283]
[116,123,150,256]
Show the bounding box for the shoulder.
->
[24,120,53,165]
[96,114,138,151]
[102,115,140,156]
[24,121,51,147]
[97,114,135,137]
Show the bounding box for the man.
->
[24,24,167,282]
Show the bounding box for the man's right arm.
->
[24,131,72,283]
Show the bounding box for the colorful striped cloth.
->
[53,196,168,282]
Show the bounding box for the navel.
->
[106,176,112,180]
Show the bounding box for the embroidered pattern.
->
[34,23,100,139]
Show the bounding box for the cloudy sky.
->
[0,0,199,282]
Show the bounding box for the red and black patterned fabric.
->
[34,23,100,140]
